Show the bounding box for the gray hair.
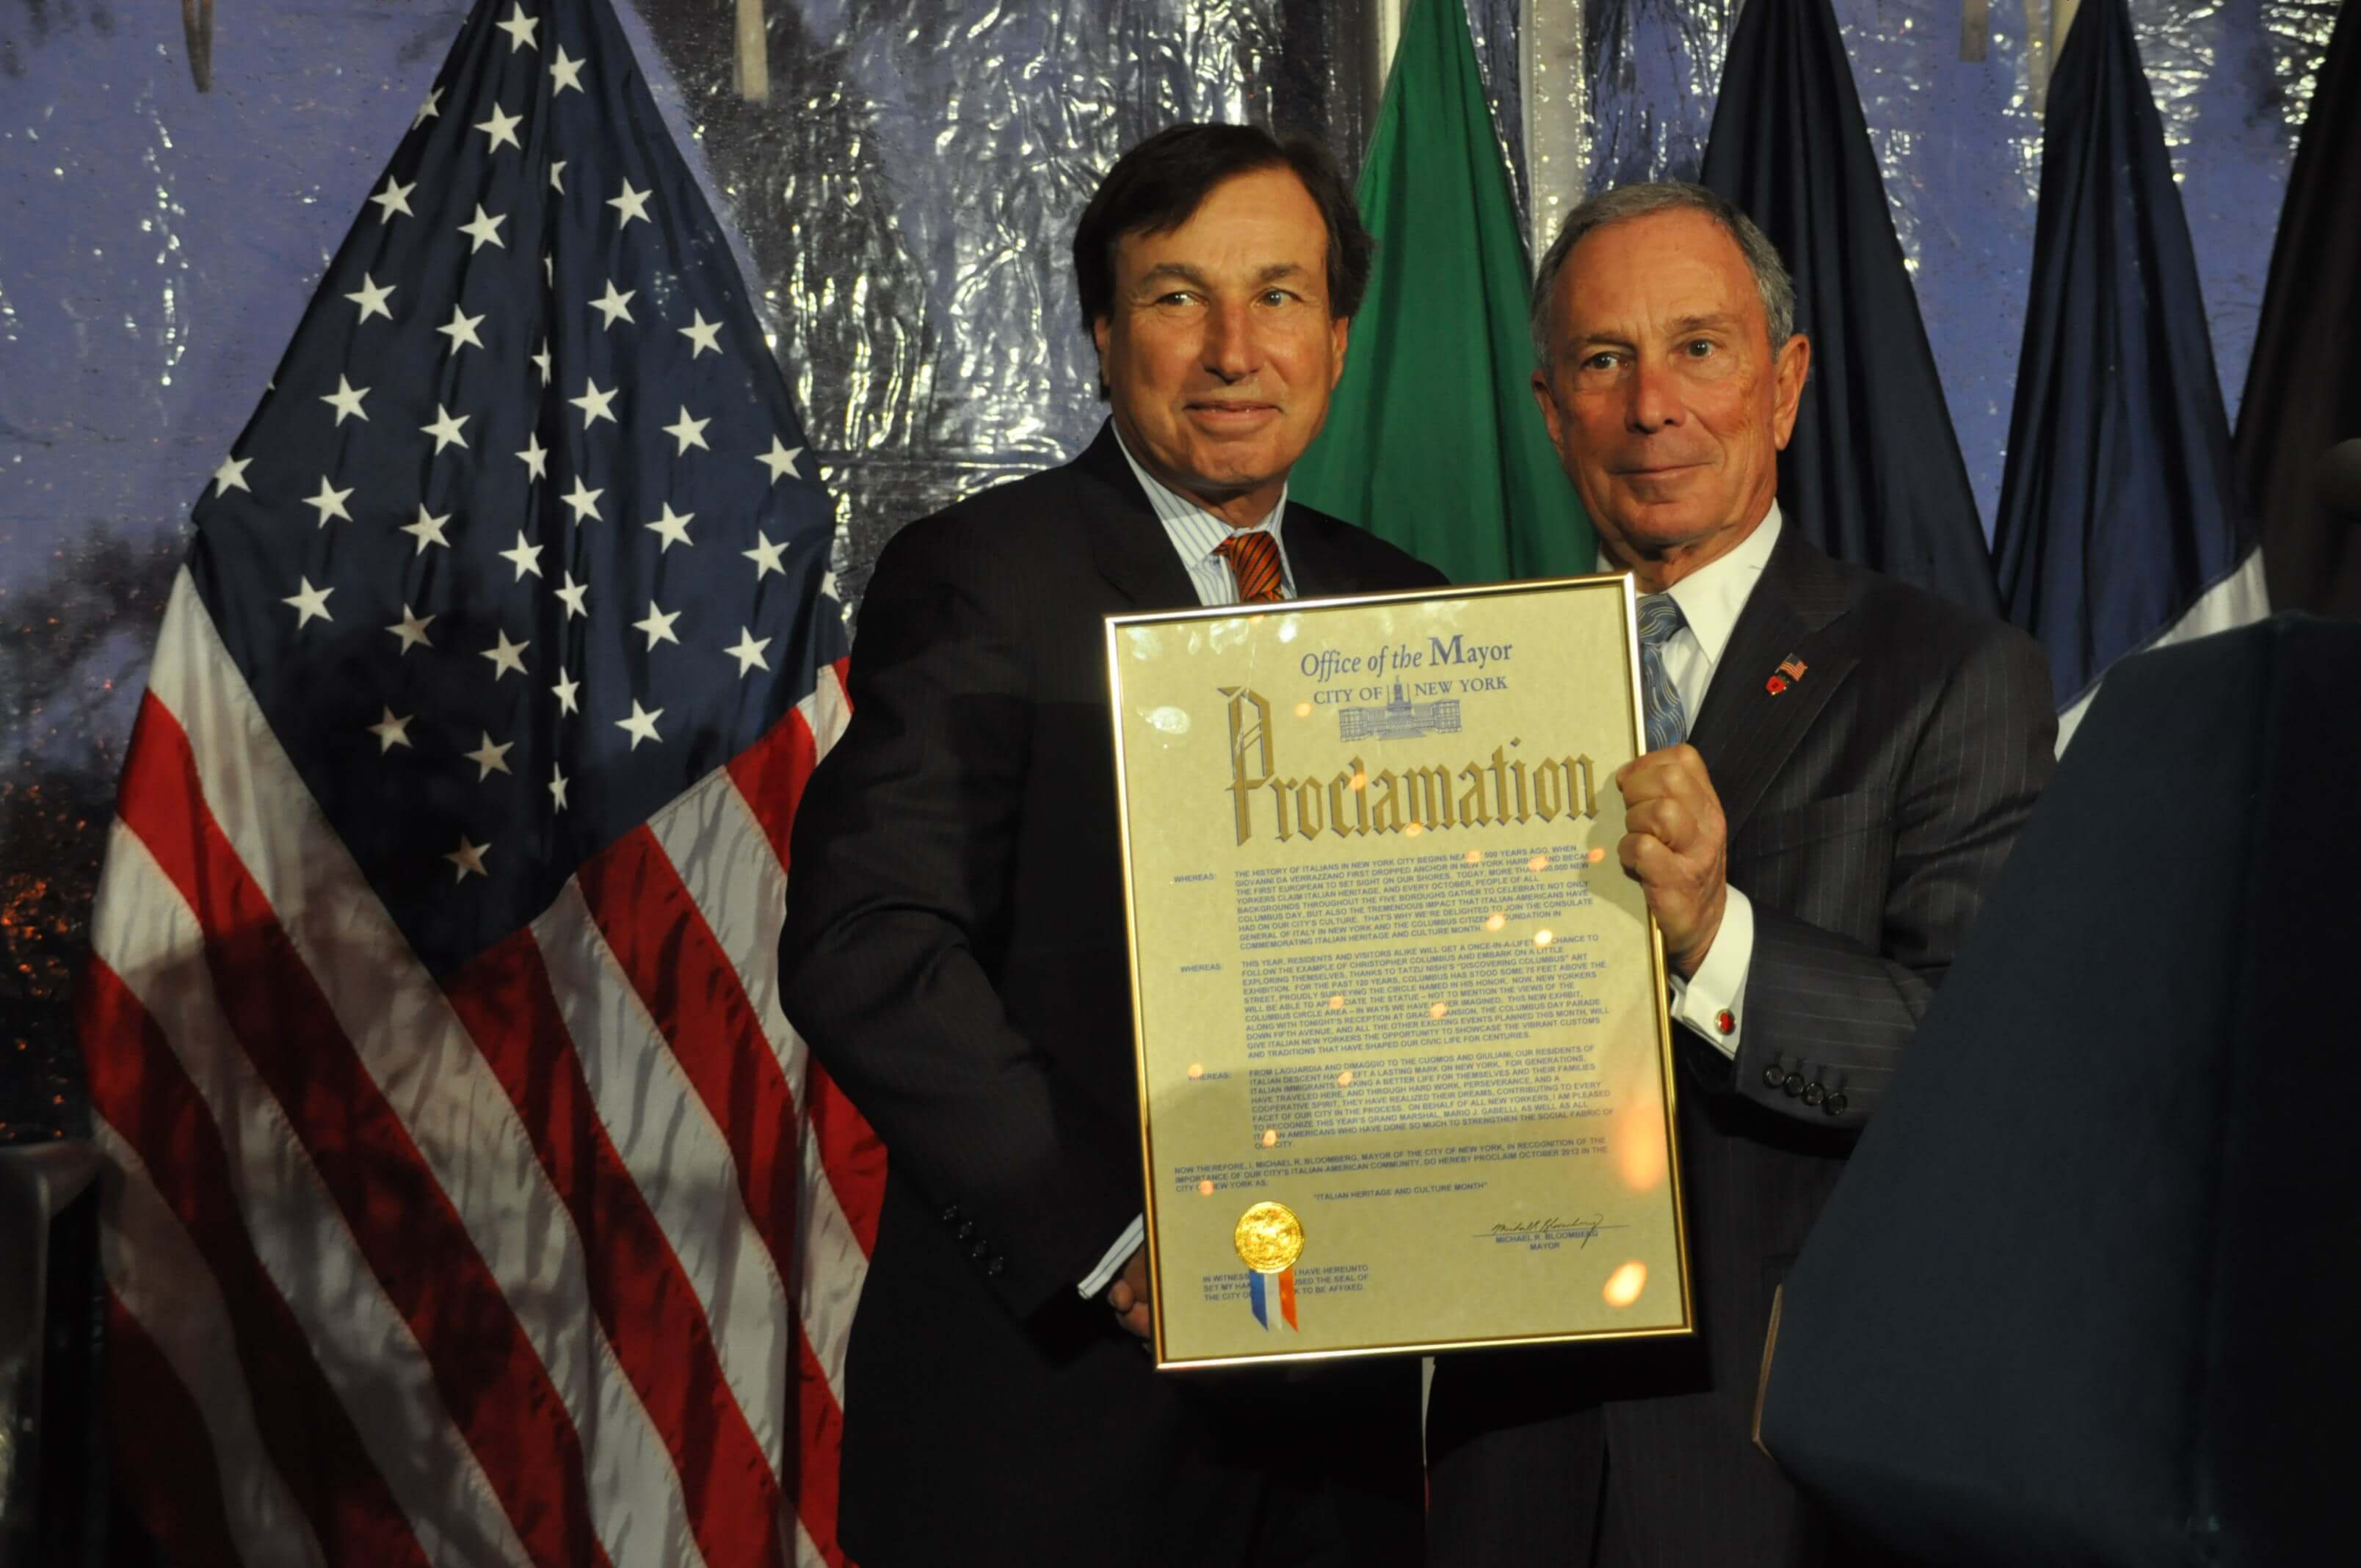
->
[1529,181,1796,369]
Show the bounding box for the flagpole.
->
[1523,0,1588,272]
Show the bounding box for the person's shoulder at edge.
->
[1285,496,1454,589]
[857,451,1117,606]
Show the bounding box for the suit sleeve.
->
[778,525,1144,1319]
[1722,622,2056,1130]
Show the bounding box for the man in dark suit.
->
[1424,184,2056,1566]
[780,124,1443,1567]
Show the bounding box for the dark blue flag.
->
[1700,0,2001,617]
[2236,0,2361,619]
[1992,0,2265,740]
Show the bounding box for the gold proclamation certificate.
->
[1106,577,1694,1369]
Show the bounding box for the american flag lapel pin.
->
[1766,655,1807,695]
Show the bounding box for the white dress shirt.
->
[1079,433,1300,1300]
[1603,505,1785,1060]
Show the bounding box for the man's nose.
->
[1626,355,1684,434]
[1202,300,1260,382]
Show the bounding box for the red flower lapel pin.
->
[1766,655,1807,696]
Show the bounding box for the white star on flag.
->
[481,628,530,680]
[282,577,335,627]
[438,305,487,352]
[365,707,414,753]
[518,434,549,479]
[591,280,637,328]
[498,532,546,581]
[561,476,604,522]
[551,45,584,95]
[370,178,416,221]
[305,478,355,526]
[742,532,788,578]
[548,766,570,810]
[211,455,253,496]
[758,437,804,482]
[663,407,711,454]
[550,670,581,716]
[410,84,441,127]
[421,404,471,454]
[344,274,396,322]
[401,506,452,554]
[475,103,525,154]
[320,376,371,424]
[548,161,567,195]
[445,835,490,882]
[386,603,436,654]
[570,379,617,427]
[615,700,665,749]
[460,205,508,253]
[645,504,694,553]
[634,600,682,647]
[609,178,653,227]
[555,573,590,618]
[725,628,772,676]
[678,311,723,357]
[532,338,554,384]
[465,732,516,780]
[496,4,538,52]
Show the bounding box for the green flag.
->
[1290,0,1592,584]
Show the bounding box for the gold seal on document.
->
[1233,1202,1305,1274]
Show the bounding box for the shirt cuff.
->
[1667,886,1754,1059]
[1076,1214,1145,1299]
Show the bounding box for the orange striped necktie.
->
[1216,530,1285,603]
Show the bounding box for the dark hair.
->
[1072,123,1372,336]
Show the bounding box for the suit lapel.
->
[1686,524,1860,840]
[1280,504,1366,598]
[1072,422,1199,609]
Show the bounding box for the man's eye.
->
[1582,352,1620,371]
[1261,288,1296,306]
[1683,338,1716,358]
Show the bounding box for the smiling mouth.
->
[1614,462,1705,477]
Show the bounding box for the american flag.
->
[76,1,882,1562]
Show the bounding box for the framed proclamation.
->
[1106,577,1694,1369]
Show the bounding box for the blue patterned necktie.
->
[1636,592,1689,753]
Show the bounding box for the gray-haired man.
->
[1424,182,2055,1567]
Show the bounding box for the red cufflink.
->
[1714,1009,1736,1036]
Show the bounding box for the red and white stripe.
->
[83,568,883,1567]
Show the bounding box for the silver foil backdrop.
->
[0,0,2343,1157]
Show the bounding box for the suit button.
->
[1782,1072,1805,1097]
[954,1220,976,1241]
[1762,1064,1785,1089]
[1802,1081,1825,1106]
[985,1255,1006,1277]
[970,1241,990,1262]
[940,1204,962,1225]
[1824,1092,1848,1117]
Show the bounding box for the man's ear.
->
[1092,314,1112,400]
[1531,369,1567,453]
[1328,313,1350,391]
[1770,333,1811,451]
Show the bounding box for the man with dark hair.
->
[781,123,1439,1567]
[1423,182,2055,1565]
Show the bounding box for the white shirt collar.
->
[1597,502,1782,677]
[1111,423,1289,567]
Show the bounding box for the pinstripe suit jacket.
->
[780,424,1443,1566]
[1427,522,2056,1568]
